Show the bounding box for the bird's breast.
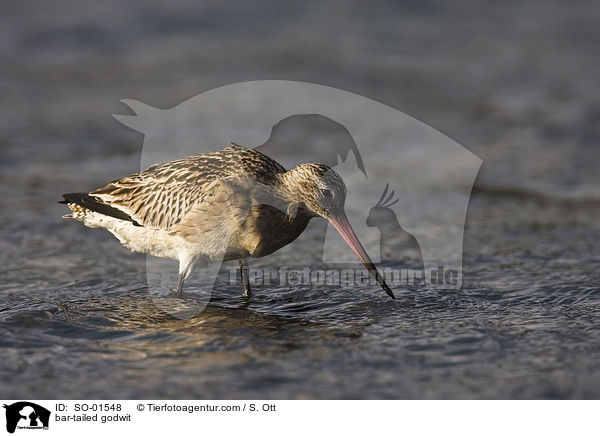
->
[233,204,313,258]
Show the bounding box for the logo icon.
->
[3,402,50,434]
[108,80,481,317]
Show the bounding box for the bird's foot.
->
[170,289,185,299]
[239,259,251,299]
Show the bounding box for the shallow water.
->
[1,0,600,399]
[2,191,598,399]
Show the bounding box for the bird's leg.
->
[172,256,198,298]
[172,272,185,298]
[239,259,251,298]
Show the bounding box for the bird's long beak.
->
[329,212,396,299]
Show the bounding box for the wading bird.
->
[61,144,395,300]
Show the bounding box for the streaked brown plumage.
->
[61,144,395,299]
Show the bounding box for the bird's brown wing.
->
[168,178,259,260]
[90,162,210,230]
[89,145,287,230]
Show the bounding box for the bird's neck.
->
[277,167,305,203]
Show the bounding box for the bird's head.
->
[288,163,346,220]
[284,163,395,299]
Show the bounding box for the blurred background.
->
[1,0,599,399]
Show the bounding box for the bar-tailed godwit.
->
[61,144,395,299]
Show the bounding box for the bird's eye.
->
[320,189,332,198]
